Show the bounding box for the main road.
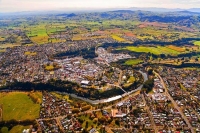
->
[154,72,195,133]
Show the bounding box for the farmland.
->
[111,35,126,42]
[194,41,200,46]
[167,45,186,52]
[124,59,143,65]
[119,45,188,55]
[0,92,41,121]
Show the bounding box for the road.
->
[0,107,2,122]
[176,79,200,120]
[155,72,195,133]
[142,94,158,133]
[118,70,123,85]
[56,117,64,133]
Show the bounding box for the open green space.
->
[124,59,143,65]
[111,35,126,42]
[9,125,30,133]
[120,46,163,55]
[0,92,41,121]
[0,49,6,53]
[119,45,187,55]
[77,111,110,131]
[0,125,30,133]
[194,41,200,46]
[0,127,8,133]
[123,76,136,88]
[157,46,181,55]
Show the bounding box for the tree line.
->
[55,47,97,59]
[101,38,200,48]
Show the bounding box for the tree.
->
[147,69,153,75]
[115,119,120,126]
[72,108,80,114]
[82,128,88,133]
[142,79,154,93]
[85,121,89,129]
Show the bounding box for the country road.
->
[155,72,195,133]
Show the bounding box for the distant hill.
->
[1,7,200,17]
[129,7,183,12]
[129,7,200,13]
[188,8,200,13]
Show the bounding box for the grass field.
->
[51,92,72,103]
[157,46,181,55]
[0,49,6,53]
[194,41,200,46]
[78,111,105,130]
[111,35,126,42]
[123,76,136,88]
[0,127,8,133]
[120,45,187,55]
[167,45,186,52]
[0,92,41,121]
[0,43,21,49]
[120,46,163,55]
[124,59,143,65]
[25,23,68,44]
[26,24,50,44]
[24,51,37,56]
[0,125,30,133]
[9,125,30,133]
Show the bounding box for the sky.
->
[0,0,200,13]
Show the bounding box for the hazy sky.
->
[0,0,200,12]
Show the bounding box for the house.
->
[89,128,99,133]
[81,80,90,85]
[23,129,30,133]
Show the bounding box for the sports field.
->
[0,92,41,121]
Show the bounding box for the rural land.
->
[0,8,200,133]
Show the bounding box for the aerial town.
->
[0,6,200,133]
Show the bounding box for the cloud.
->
[0,0,200,12]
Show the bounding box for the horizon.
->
[0,0,200,13]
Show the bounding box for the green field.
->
[123,76,136,88]
[78,111,106,131]
[120,45,186,55]
[25,23,66,44]
[124,59,143,65]
[1,125,30,133]
[194,41,200,46]
[0,49,6,53]
[120,46,161,55]
[0,92,41,121]
[0,127,8,133]
[111,35,126,42]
